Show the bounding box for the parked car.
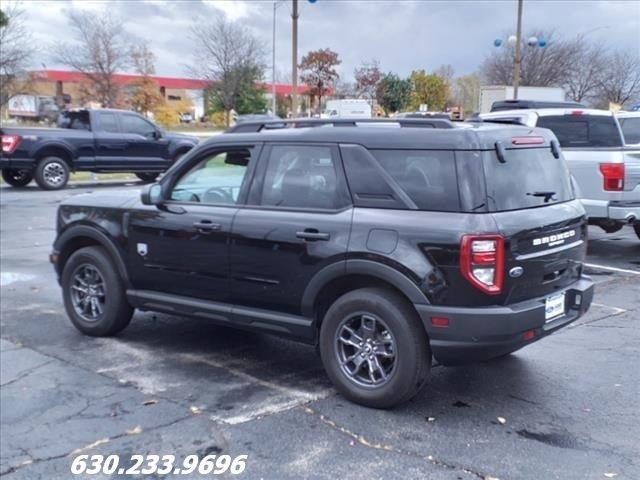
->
[7,94,60,124]
[321,99,372,119]
[490,99,586,112]
[481,108,640,239]
[50,119,594,408]
[1,109,198,190]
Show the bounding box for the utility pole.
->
[272,1,277,115]
[291,0,299,116]
[512,0,523,99]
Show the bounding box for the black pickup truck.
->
[1,109,198,190]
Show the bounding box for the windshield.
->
[482,147,574,211]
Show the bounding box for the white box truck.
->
[321,99,372,119]
[478,86,566,113]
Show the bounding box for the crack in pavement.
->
[0,414,195,476]
[0,360,53,388]
[300,406,491,480]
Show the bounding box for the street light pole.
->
[512,0,524,100]
[272,1,277,115]
[291,0,299,116]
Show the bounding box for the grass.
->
[0,172,139,185]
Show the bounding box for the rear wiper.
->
[527,191,557,203]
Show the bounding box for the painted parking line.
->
[591,302,627,315]
[584,263,640,275]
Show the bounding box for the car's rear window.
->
[536,115,622,148]
[618,117,640,144]
[482,147,574,211]
[370,150,459,211]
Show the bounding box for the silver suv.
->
[481,108,640,239]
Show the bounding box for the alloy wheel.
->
[70,264,106,322]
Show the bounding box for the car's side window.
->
[121,114,156,139]
[97,112,119,133]
[259,145,349,210]
[169,149,252,205]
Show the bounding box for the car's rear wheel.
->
[135,172,159,183]
[2,169,33,187]
[319,287,431,408]
[62,246,134,336]
[35,157,70,190]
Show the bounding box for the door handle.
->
[296,229,330,241]
[193,220,221,234]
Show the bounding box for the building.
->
[23,70,313,118]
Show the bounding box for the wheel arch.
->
[302,259,430,329]
[54,225,131,288]
[34,144,74,168]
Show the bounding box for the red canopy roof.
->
[29,70,320,95]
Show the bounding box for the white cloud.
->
[203,0,250,21]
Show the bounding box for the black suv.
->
[51,119,594,408]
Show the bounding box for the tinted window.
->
[537,115,622,147]
[371,150,459,211]
[97,112,119,133]
[260,145,349,209]
[483,148,574,211]
[170,149,251,204]
[618,117,640,144]
[57,111,90,130]
[121,114,156,137]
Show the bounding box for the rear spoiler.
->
[225,117,455,133]
[466,117,526,126]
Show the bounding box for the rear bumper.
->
[0,157,33,170]
[582,198,640,223]
[415,276,594,365]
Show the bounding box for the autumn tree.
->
[451,73,481,116]
[55,10,131,107]
[409,70,448,111]
[0,4,35,106]
[354,59,381,106]
[299,48,341,113]
[129,43,163,116]
[190,17,265,126]
[376,73,411,114]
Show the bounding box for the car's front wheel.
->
[319,287,431,408]
[2,169,33,187]
[62,246,134,336]
[35,157,70,190]
[135,172,159,183]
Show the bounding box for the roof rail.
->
[224,117,455,133]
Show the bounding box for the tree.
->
[128,43,163,115]
[595,51,640,107]
[55,10,131,107]
[563,38,607,103]
[354,59,381,106]
[299,48,341,113]
[451,73,481,116]
[409,70,448,111]
[376,73,411,114]
[480,30,579,87]
[0,4,35,106]
[190,17,265,126]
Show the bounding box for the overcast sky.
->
[18,0,640,82]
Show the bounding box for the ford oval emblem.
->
[509,266,524,278]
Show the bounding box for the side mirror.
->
[153,130,163,140]
[141,183,162,205]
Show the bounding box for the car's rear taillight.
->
[1,134,21,154]
[599,163,624,191]
[460,235,504,295]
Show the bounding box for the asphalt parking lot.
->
[1,182,639,480]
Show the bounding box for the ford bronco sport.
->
[51,119,594,408]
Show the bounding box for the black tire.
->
[634,222,640,240]
[319,287,431,408]
[2,169,33,187]
[62,246,134,337]
[135,172,159,183]
[34,156,70,190]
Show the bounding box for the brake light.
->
[511,136,544,145]
[1,134,21,154]
[599,163,624,191]
[460,235,504,295]
[570,110,584,116]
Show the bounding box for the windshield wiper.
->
[527,191,557,203]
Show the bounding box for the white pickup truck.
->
[480,108,640,239]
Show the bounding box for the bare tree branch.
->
[0,3,35,106]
